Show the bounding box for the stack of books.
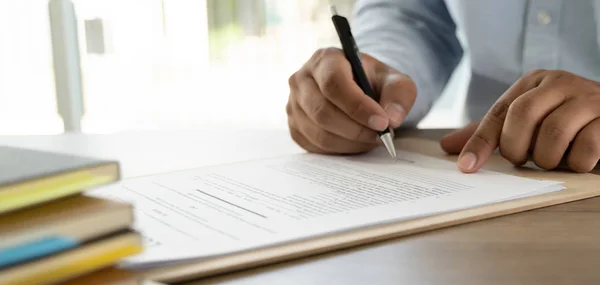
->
[0,145,143,285]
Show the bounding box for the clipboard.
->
[136,137,600,283]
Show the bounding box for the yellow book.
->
[0,231,143,285]
[0,195,134,268]
[0,145,120,214]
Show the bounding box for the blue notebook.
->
[0,236,78,268]
[0,195,133,270]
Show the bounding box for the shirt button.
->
[537,11,551,25]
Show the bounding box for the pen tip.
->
[329,4,338,16]
[380,132,397,159]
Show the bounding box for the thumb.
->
[439,121,481,154]
[377,71,417,128]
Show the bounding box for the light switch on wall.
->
[84,18,113,55]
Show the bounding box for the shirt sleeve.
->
[351,0,464,127]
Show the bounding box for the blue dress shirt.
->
[351,0,600,126]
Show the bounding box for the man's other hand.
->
[286,48,417,154]
[441,70,600,173]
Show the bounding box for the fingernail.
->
[385,103,406,128]
[457,152,477,171]
[368,115,388,131]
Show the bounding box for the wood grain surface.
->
[178,129,600,285]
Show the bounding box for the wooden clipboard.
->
[136,137,600,283]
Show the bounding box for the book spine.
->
[0,236,78,268]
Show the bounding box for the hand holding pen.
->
[285,5,417,156]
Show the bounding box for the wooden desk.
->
[1,129,598,284]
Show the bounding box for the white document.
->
[89,148,564,269]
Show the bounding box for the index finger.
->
[310,48,390,131]
[457,71,545,173]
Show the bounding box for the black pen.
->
[329,5,396,158]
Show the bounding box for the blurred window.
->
[0,0,63,135]
[0,0,464,135]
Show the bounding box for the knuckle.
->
[319,47,339,57]
[549,69,570,78]
[312,47,339,65]
[309,49,326,71]
[585,75,600,89]
[288,72,299,89]
[286,99,293,116]
[546,69,561,77]
[499,145,527,166]
[320,68,339,93]
[287,108,297,129]
[541,120,568,143]
[551,71,574,85]
[548,88,567,100]
[353,127,370,142]
[289,128,309,151]
[487,101,510,125]
[288,118,300,138]
[472,131,496,150]
[347,99,364,119]
[311,103,332,126]
[524,69,547,78]
[288,125,300,141]
[578,133,600,157]
[311,48,327,61]
[584,88,600,102]
[394,73,418,96]
[314,129,334,149]
[289,70,311,95]
[573,96,595,113]
[507,96,536,121]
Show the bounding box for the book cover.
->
[0,231,143,285]
[0,195,133,268]
[0,145,120,213]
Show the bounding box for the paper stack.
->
[0,145,144,285]
[89,145,575,283]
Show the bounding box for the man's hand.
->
[440,69,600,173]
[286,48,417,154]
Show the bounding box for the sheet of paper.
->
[89,148,564,268]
